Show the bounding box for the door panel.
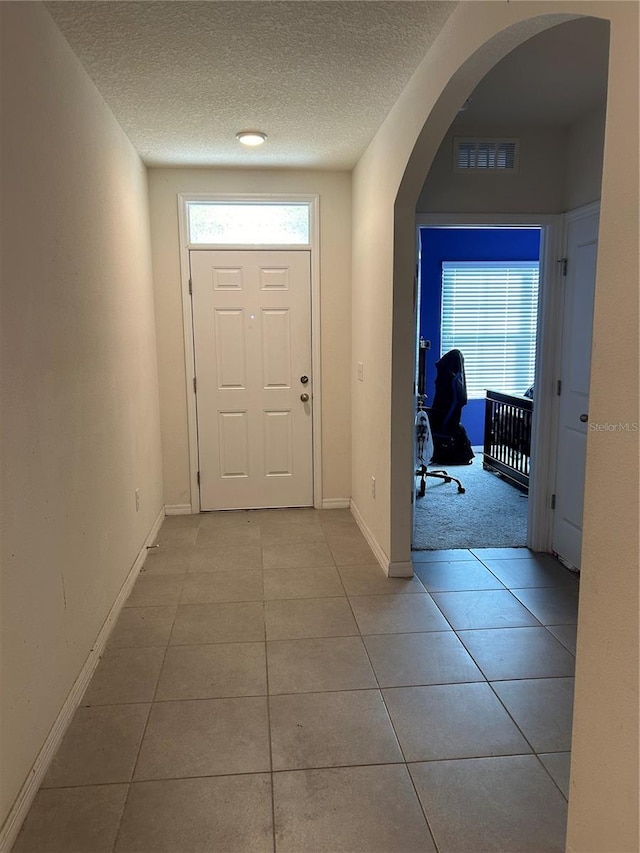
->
[219,411,250,478]
[264,410,294,476]
[552,209,599,569]
[191,250,313,510]
[215,310,247,388]
[261,310,292,387]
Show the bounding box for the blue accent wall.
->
[419,228,540,445]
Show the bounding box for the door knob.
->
[579,413,589,423]
[300,393,310,402]
[300,375,309,385]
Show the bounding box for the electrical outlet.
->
[135,488,140,512]
[357,362,364,382]
[371,476,376,498]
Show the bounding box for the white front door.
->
[552,206,599,570]
[191,250,313,510]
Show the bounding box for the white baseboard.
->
[0,507,165,853]
[164,503,193,516]
[321,498,351,510]
[349,501,414,578]
[349,500,390,574]
[387,560,414,578]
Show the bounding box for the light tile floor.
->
[13,509,579,853]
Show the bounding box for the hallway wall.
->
[417,123,568,214]
[564,105,606,210]
[416,106,606,215]
[352,2,638,848]
[0,2,164,832]
[147,168,352,510]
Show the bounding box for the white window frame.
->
[185,198,313,249]
[415,213,563,554]
[178,193,322,513]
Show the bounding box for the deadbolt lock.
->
[300,375,309,385]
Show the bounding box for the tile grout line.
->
[485,679,572,803]
[103,540,186,852]
[449,605,576,777]
[379,552,571,823]
[340,577,442,853]
[108,612,175,851]
[54,519,574,851]
[36,748,574,795]
[107,785,130,853]
[532,752,571,803]
[261,560,278,853]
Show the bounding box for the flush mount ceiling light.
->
[236,130,267,147]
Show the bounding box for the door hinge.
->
[197,471,200,486]
[551,494,556,510]
[193,377,197,393]
[556,379,562,396]
[189,278,193,295]
[557,258,568,277]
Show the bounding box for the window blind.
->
[441,261,539,399]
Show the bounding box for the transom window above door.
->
[187,201,310,246]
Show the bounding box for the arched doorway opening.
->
[378,6,637,851]
[410,17,609,561]
[391,11,597,565]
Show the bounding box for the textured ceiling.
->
[45,3,610,170]
[46,1,457,169]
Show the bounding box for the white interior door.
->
[191,250,313,510]
[552,207,599,570]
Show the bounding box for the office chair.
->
[415,342,465,496]
[429,348,475,466]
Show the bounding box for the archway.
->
[408,17,609,561]
[376,4,638,851]
[390,11,583,566]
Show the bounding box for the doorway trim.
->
[177,193,322,513]
[415,212,562,552]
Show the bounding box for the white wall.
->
[417,123,568,213]
[0,2,163,832]
[416,108,606,216]
[148,168,352,509]
[564,105,606,210]
[0,1,636,848]
[352,1,638,848]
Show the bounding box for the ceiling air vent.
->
[454,138,519,172]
